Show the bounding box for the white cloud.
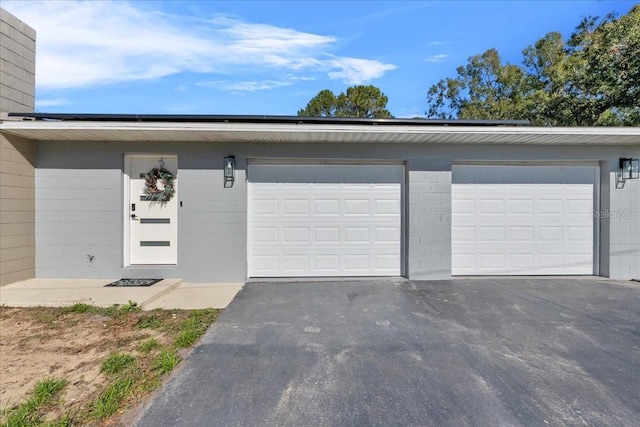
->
[35,98,70,107]
[425,54,449,63]
[2,1,396,90]
[199,76,316,93]
[427,41,451,46]
[327,57,398,85]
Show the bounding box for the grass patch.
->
[1,377,67,426]
[101,353,137,377]
[174,328,201,348]
[138,338,161,354]
[135,314,164,330]
[61,302,93,314]
[32,311,59,326]
[1,305,222,426]
[171,308,220,348]
[152,349,180,376]
[88,377,135,420]
[101,300,141,317]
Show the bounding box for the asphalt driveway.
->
[135,279,640,426]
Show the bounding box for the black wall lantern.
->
[617,158,639,189]
[224,156,235,188]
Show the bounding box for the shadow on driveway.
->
[135,279,640,426]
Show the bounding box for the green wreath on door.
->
[142,166,175,203]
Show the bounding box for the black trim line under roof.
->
[7,113,529,127]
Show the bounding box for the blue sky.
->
[3,0,635,117]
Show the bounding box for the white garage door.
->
[452,165,595,275]
[248,164,402,277]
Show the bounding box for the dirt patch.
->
[0,306,217,425]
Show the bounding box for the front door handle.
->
[131,214,138,220]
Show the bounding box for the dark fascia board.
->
[7,113,529,127]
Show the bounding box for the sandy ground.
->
[0,307,169,419]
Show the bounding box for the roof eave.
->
[1,120,639,145]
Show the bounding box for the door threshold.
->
[246,276,408,283]
[126,264,178,269]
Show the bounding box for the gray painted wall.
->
[35,140,639,282]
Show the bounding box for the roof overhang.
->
[1,119,639,145]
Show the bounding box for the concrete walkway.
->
[0,278,242,310]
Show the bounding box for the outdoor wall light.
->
[616,158,639,189]
[224,156,235,188]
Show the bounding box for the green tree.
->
[426,49,528,121]
[426,5,640,126]
[298,85,394,118]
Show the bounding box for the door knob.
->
[131,214,138,220]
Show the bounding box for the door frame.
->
[123,153,178,267]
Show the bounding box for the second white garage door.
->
[248,164,402,277]
[452,165,596,275]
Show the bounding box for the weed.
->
[139,375,161,393]
[88,377,135,420]
[120,300,141,313]
[33,378,67,402]
[1,377,67,426]
[152,349,180,376]
[171,308,220,348]
[100,301,141,317]
[138,338,161,354]
[42,411,75,427]
[101,353,136,376]
[135,315,164,330]
[174,328,200,348]
[61,302,93,314]
[33,310,59,326]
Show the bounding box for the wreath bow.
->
[143,166,175,203]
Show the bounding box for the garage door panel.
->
[480,199,505,214]
[253,227,278,243]
[509,226,534,241]
[568,226,591,241]
[345,227,370,243]
[345,199,370,215]
[452,165,594,275]
[252,199,279,215]
[376,227,401,243]
[452,226,475,242]
[509,199,534,214]
[480,254,506,269]
[314,200,340,215]
[510,254,535,269]
[249,164,402,277]
[315,227,340,243]
[480,226,505,241]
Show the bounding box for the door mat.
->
[105,278,162,287]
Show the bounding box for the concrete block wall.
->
[609,171,640,279]
[0,8,36,113]
[0,133,35,285]
[174,145,247,282]
[29,140,640,283]
[35,141,248,283]
[406,159,452,280]
[0,8,36,286]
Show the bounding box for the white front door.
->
[452,165,595,275]
[126,155,178,265]
[248,163,403,277]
